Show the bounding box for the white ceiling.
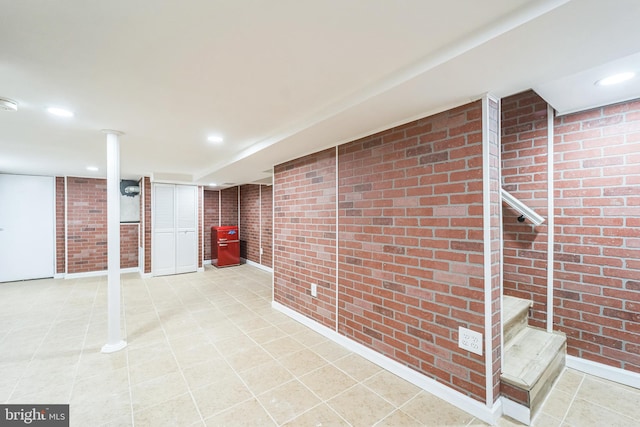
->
[1,0,639,188]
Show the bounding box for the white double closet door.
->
[0,174,55,282]
[152,184,198,276]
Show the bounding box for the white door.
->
[152,184,176,276]
[176,185,197,274]
[0,174,55,282]
[152,183,197,276]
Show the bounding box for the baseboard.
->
[501,397,530,425]
[566,355,640,389]
[53,273,65,279]
[64,267,140,279]
[203,259,212,265]
[243,258,273,273]
[272,301,502,425]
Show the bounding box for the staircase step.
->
[503,295,532,344]
[501,326,566,415]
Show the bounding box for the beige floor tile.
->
[75,350,127,379]
[214,334,258,355]
[128,353,178,385]
[531,412,561,427]
[363,370,421,407]
[238,359,294,395]
[131,371,189,412]
[563,397,637,427]
[327,384,395,427]
[7,381,72,404]
[262,336,307,358]
[245,325,288,345]
[181,359,235,390]
[283,403,349,426]
[290,329,329,348]
[299,364,358,401]
[72,367,129,398]
[133,392,201,427]
[537,388,573,420]
[204,398,277,427]
[375,409,423,426]
[310,340,352,362]
[279,348,329,377]
[400,391,474,426]
[576,376,640,420]
[226,346,275,372]
[70,390,132,427]
[257,379,321,424]
[553,368,584,395]
[333,353,382,382]
[191,374,253,419]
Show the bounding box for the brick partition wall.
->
[502,92,640,373]
[204,190,220,261]
[55,177,65,274]
[66,177,139,274]
[274,100,501,403]
[554,98,640,372]
[274,148,338,329]
[240,184,261,264]
[261,185,273,268]
[66,177,108,273]
[120,224,139,269]
[336,100,489,401]
[501,91,550,328]
[143,177,151,274]
[221,186,239,226]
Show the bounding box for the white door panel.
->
[152,184,197,276]
[176,230,197,274]
[0,174,55,282]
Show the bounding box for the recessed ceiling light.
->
[0,97,18,111]
[207,135,223,143]
[208,182,217,187]
[47,107,74,117]
[87,166,98,172]
[595,72,636,86]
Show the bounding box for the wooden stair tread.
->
[501,326,566,389]
[503,295,532,344]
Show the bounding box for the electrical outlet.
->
[458,326,483,355]
[260,247,263,255]
[310,283,317,297]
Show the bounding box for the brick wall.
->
[501,91,550,328]
[487,96,503,402]
[274,148,337,329]
[143,177,151,274]
[336,101,488,401]
[203,190,220,261]
[554,98,640,372]
[66,177,108,273]
[55,177,65,274]
[198,186,203,269]
[120,224,139,269]
[502,92,640,373]
[65,177,140,274]
[261,185,273,268]
[240,184,261,264]
[221,186,239,226]
[274,100,499,402]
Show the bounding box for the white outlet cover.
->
[458,326,483,356]
[311,283,317,297]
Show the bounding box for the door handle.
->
[219,244,227,247]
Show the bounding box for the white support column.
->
[101,129,127,354]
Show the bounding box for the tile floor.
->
[1,265,638,426]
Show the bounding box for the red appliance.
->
[212,226,240,267]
